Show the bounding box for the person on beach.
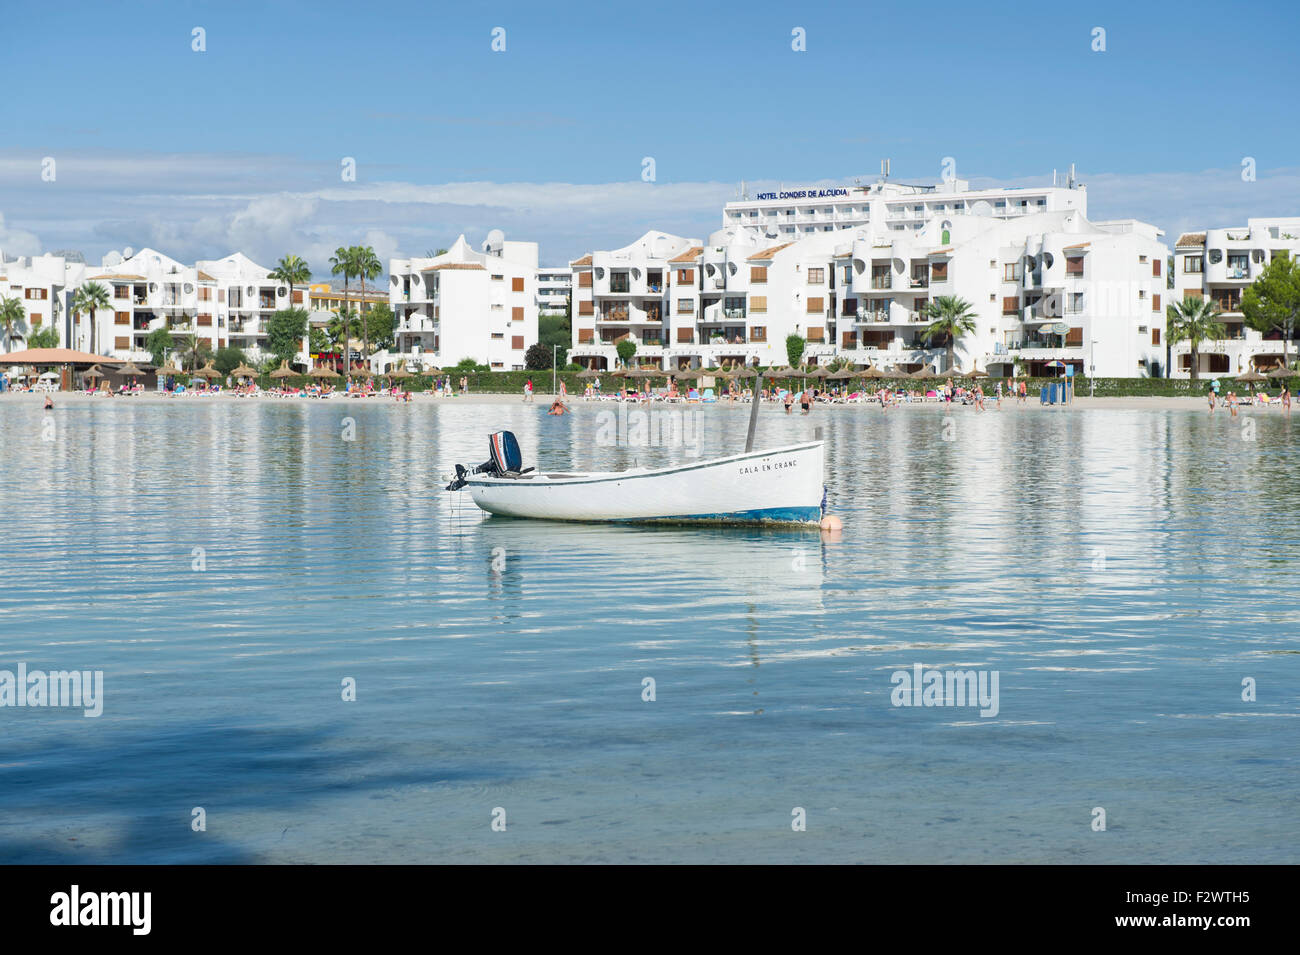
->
[1208,387,1216,412]
[1227,390,1239,417]
[523,378,534,402]
[783,390,794,414]
[559,380,567,399]
[975,385,985,411]
[1282,384,1292,412]
[594,376,601,395]
[800,388,812,415]
[995,381,1003,409]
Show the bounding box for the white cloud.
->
[0,212,42,257]
[2,149,1297,270]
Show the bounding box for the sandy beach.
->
[0,390,1238,411]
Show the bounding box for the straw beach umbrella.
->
[965,366,988,378]
[1235,369,1266,383]
[231,363,258,379]
[857,365,885,379]
[577,367,601,379]
[311,364,340,379]
[194,363,221,380]
[270,360,295,380]
[1266,364,1294,380]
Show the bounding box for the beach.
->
[0,390,1229,411]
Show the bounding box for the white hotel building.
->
[0,247,306,363]
[386,233,539,371]
[1169,218,1300,377]
[570,177,1168,377]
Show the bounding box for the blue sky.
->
[1,0,1297,271]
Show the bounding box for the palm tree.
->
[354,246,383,359]
[1167,298,1225,380]
[329,247,355,372]
[922,295,978,372]
[269,254,311,312]
[71,281,112,355]
[0,295,27,353]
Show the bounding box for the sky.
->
[1,0,1298,274]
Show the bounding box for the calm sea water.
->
[0,396,1296,864]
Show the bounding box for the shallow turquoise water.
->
[0,397,1296,863]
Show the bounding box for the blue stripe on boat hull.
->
[609,506,821,526]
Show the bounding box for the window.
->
[578,272,593,288]
[749,295,767,313]
[491,332,504,339]
[806,297,824,314]
[677,299,694,314]
[1152,294,1161,312]
[807,267,824,285]
[930,261,948,281]
[491,273,503,281]
[512,307,524,321]
[114,311,130,324]
[1003,263,1021,282]
[609,272,629,293]
[512,336,524,349]
[1152,328,1161,345]
[1184,256,1202,273]
[1139,255,1148,263]
[842,264,852,284]
[511,277,524,292]
[842,298,858,315]
[750,266,767,283]
[1002,297,1019,315]
[114,285,129,299]
[750,326,767,342]
[1069,293,1085,313]
[676,268,694,284]
[1152,259,1161,277]
[578,300,594,315]
[1065,257,1084,276]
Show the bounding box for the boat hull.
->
[463,441,825,526]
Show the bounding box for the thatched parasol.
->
[269,360,295,379]
[158,361,182,378]
[910,366,937,380]
[857,366,886,379]
[83,365,106,380]
[387,362,412,380]
[1266,364,1294,380]
[231,364,259,379]
[117,362,146,377]
[348,364,373,378]
[311,365,340,379]
[577,368,602,379]
[1235,369,1266,383]
[965,366,988,378]
[193,363,221,380]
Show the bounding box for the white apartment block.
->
[1169,218,1300,377]
[723,173,1087,239]
[571,203,1168,378]
[387,233,539,371]
[536,267,571,313]
[0,250,88,352]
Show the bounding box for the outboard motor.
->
[446,431,532,490]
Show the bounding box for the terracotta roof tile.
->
[1176,232,1206,248]
[668,246,703,263]
[569,255,593,267]
[746,242,794,262]
[421,263,486,271]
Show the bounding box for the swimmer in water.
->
[44,395,54,409]
[547,399,570,415]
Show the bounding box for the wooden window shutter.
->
[512,306,524,321]
[1002,296,1019,314]
[676,327,694,343]
[678,268,694,284]
[806,297,823,314]
[1152,259,1161,277]
[115,311,130,324]
[750,266,767,283]
[807,327,825,342]
[842,298,857,315]
[114,336,130,349]
[749,295,767,313]
[511,277,524,292]
[578,300,594,315]
[578,272,592,288]
[198,314,213,326]
[511,335,524,349]
[1152,328,1161,345]
[841,331,857,347]
[292,290,303,303]
[1066,326,1083,346]
[1152,294,1161,312]
[931,261,948,280]
[1184,289,1202,301]
[578,328,594,343]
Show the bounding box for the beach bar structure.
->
[1,348,127,390]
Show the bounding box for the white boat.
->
[447,433,825,526]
